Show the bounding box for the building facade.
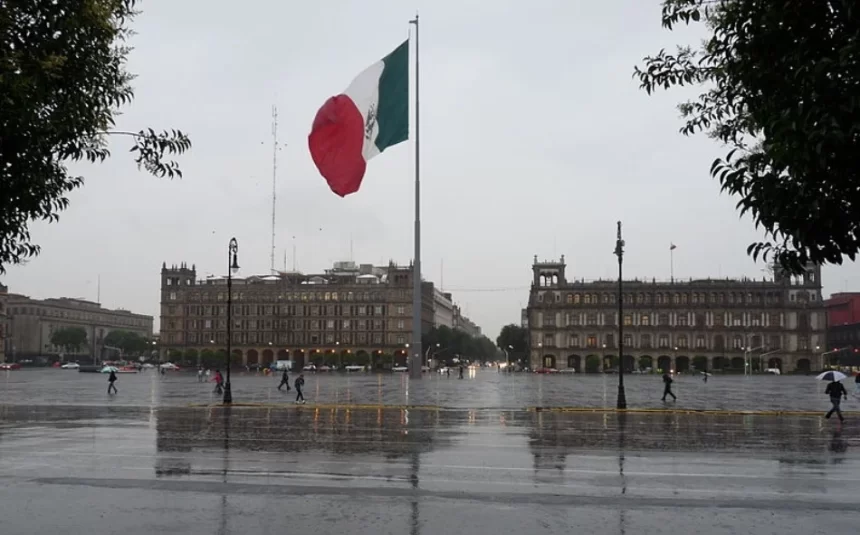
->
[4,293,153,360]
[159,261,444,367]
[453,305,481,338]
[433,290,455,329]
[527,256,825,373]
[0,284,8,362]
[824,292,860,367]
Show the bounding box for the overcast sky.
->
[3,0,858,339]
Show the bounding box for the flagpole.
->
[670,244,675,283]
[409,13,423,379]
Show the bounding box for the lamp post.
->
[614,221,627,409]
[224,237,239,404]
[744,345,764,376]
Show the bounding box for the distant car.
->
[766,368,781,375]
[438,367,450,374]
[345,365,364,372]
[534,368,558,374]
[141,363,155,369]
[318,365,333,372]
[392,366,408,372]
[302,364,317,372]
[558,368,577,374]
[0,363,21,370]
[159,362,180,370]
[60,362,80,370]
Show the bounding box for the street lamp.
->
[614,221,627,409]
[744,345,764,376]
[224,237,239,404]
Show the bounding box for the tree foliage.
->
[0,1,191,271]
[422,326,500,362]
[634,0,860,272]
[103,329,150,355]
[50,326,88,353]
[496,324,528,354]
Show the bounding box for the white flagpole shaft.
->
[410,14,423,379]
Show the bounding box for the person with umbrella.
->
[818,370,848,422]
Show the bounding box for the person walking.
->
[825,379,848,422]
[213,369,224,395]
[458,365,464,379]
[107,369,118,395]
[278,368,290,391]
[661,372,676,401]
[197,368,204,383]
[295,373,305,404]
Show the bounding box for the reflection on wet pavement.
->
[2,368,858,412]
[1,401,859,534]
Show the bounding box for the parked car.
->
[60,362,80,370]
[0,363,21,370]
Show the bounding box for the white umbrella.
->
[816,370,847,382]
[100,366,119,373]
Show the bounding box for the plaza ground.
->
[0,369,858,534]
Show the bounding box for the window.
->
[798,337,809,350]
[586,335,598,348]
[658,314,669,326]
[623,334,633,347]
[769,313,780,327]
[343,320,351,329]
[605,334,614,347]
[751,314,762,327]
[169,292,177,301]
[714,313,725,327]
[543,334,555,347]
[769,335,781,349]
[695,313,705,327]
[798,312,809,329]
[545,315,556,327]
[695,335,706,349]
[637,293,644,304]
[731,313,742,326]
[672,293,680,304]
[397,320,405,329]
[658,334,670,348]
[583,294,591,305]
[566,294,574,304]
[569,334,580,347]
[623,314,633,326]
[569,314,580,326]
[397,306,405,315]
[691,293,698,304]
[641,334,652,348]
[677,335,688,348]
[714,335,725,350]
[640,314,650,326]
[396,335,406,345]
[573,294,581,304]
[680,293,688,304]
[204,319,212,329]
[677,314,688,326]
[586,314,597,326]
[732,335,744,349]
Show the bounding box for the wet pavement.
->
[1,368,859,412]
[1,380,860,533]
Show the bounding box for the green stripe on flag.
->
[374,40,409,153]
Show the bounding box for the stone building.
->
[4,292,153,360]
[526,256,825,374]
[0,283,8,362]
[159,260,442,368]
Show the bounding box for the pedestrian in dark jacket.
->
[108,370,118,394]
[825,380,848,422]
[278,369,290,391]
[661,372,676,401]
[295,374,305,403]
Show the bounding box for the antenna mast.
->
[270,105,278,273]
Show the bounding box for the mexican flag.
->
[308,41,409,197]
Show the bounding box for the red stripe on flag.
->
[308,95,367,197]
